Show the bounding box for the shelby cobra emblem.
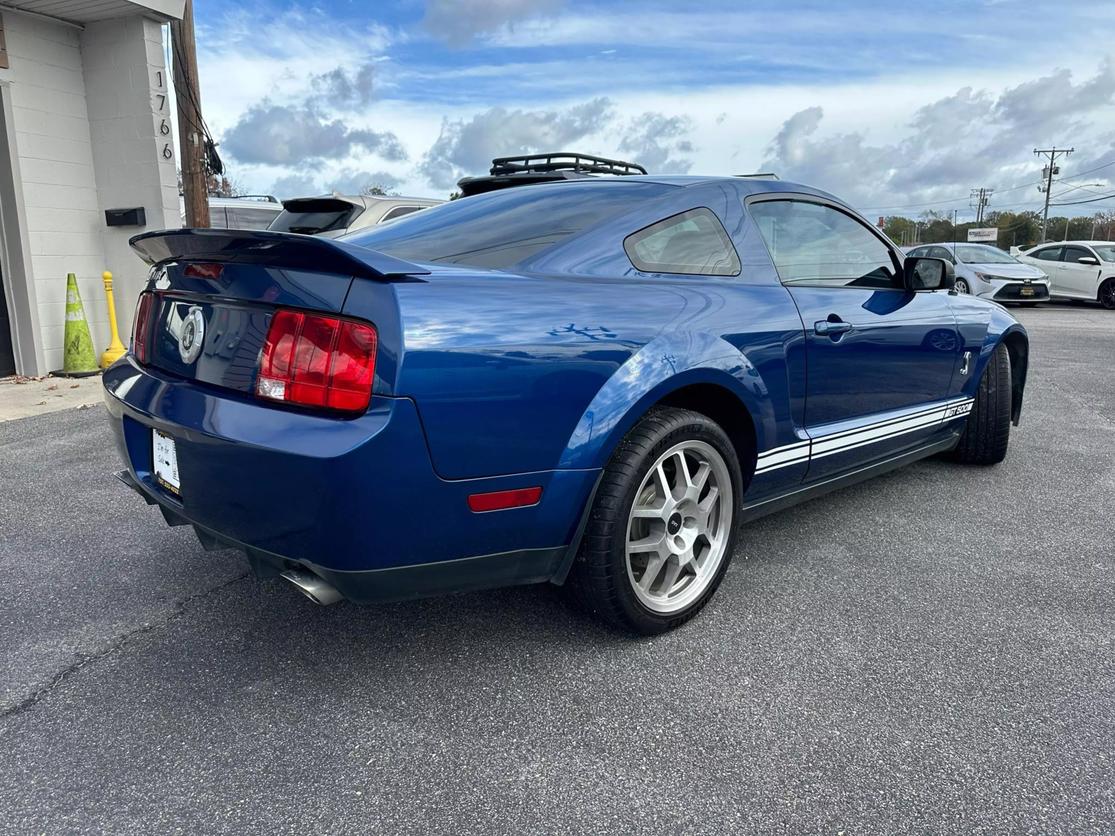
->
[177,306,205,364]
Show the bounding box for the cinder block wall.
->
[82,16,180,342]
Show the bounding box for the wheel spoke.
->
[691,460,711,493]
[673,451,692,491]
[653,462,671,501]
[638,552,667,592]
[628,533,665,554]
[696,485,720,528]
[659,559,683,595]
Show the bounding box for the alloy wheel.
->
[954,278,970,294]
[624,440,733,615]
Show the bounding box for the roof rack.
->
[489,152,647,177]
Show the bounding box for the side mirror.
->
[903,256,955,292]
[1078,255,1100,266]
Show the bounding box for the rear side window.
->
[345,181,673,270]
[381,205,423,222]
[748,199,900,289]
[623,208,740,276]
[1031,246,1062,262]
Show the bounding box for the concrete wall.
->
[0,10,178,375]
[82,15,180,344]
[1,12,106,374]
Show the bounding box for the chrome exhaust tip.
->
[280,569,343,606]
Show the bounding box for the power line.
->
[1051,192,1115,206]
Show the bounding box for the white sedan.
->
[1018,241,1115,309]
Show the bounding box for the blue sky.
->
[191,0,1115,217]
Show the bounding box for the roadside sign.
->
[967,228,998,243]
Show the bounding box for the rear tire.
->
[947,343,1011,465]
[566,407,743,635]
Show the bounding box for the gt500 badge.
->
[943,402,973,419]
[178,306,205,364]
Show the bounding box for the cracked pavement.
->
[0,305,1112,833]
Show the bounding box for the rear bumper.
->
[103,357,597,599]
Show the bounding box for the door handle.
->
[814,319,853,337]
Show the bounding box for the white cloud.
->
[418,98,614,188]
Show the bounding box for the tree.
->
[882,215,917,246]
[207,174,248,197]
[983,211,1040,250]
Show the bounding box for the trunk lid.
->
[130,229,426,396]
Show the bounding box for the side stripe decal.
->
[755,397,974,475]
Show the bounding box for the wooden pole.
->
[170,0,209,228]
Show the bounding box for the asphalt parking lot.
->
[1,304,1112,834]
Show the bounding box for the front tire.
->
[954,278,971,295]
[947,342,1011,465]
[566,407,743,635]
[1099,278,1115,310]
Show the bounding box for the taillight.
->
[256,309,377,413]
[132,292,155,364]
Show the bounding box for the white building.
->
[0,0,182,376]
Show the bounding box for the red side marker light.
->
[467,487,543,513]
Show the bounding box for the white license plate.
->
[152,429,181,495]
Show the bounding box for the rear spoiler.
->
[129,228,430,280]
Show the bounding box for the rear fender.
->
[557,332,771,470]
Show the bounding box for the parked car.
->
[268,194,443,237]
[107,166,1029,635]
[1016,241,1115,308]
[203,196,284,230]
[905,242,1050,303]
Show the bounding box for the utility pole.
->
[170,0,209,228]
[969,188,993,224]
[1035,146,1073,244]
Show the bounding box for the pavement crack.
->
[0,571,251,722]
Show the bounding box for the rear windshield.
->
[343,181,673,269]
[269,199,359,235]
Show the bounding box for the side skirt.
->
[739,435,959,524]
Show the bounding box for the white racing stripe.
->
[755,397,974,475]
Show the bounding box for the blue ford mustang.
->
[105,175,1028,634]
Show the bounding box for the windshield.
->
[1093,245,1115,262]
[951,244,1017,264]
[343,181,673,269]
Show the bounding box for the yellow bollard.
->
[99,270,126,368]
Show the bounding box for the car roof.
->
[512,173,834,201]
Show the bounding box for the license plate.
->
[1020,286,1035,296]
[152,429,181,495]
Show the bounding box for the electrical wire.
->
[1050,192,1115,206]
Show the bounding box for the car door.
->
[1058,245,1103,299]
[747,196,960,482]
[1026,245,1066,295]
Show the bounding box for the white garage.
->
[0,0,182,376]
